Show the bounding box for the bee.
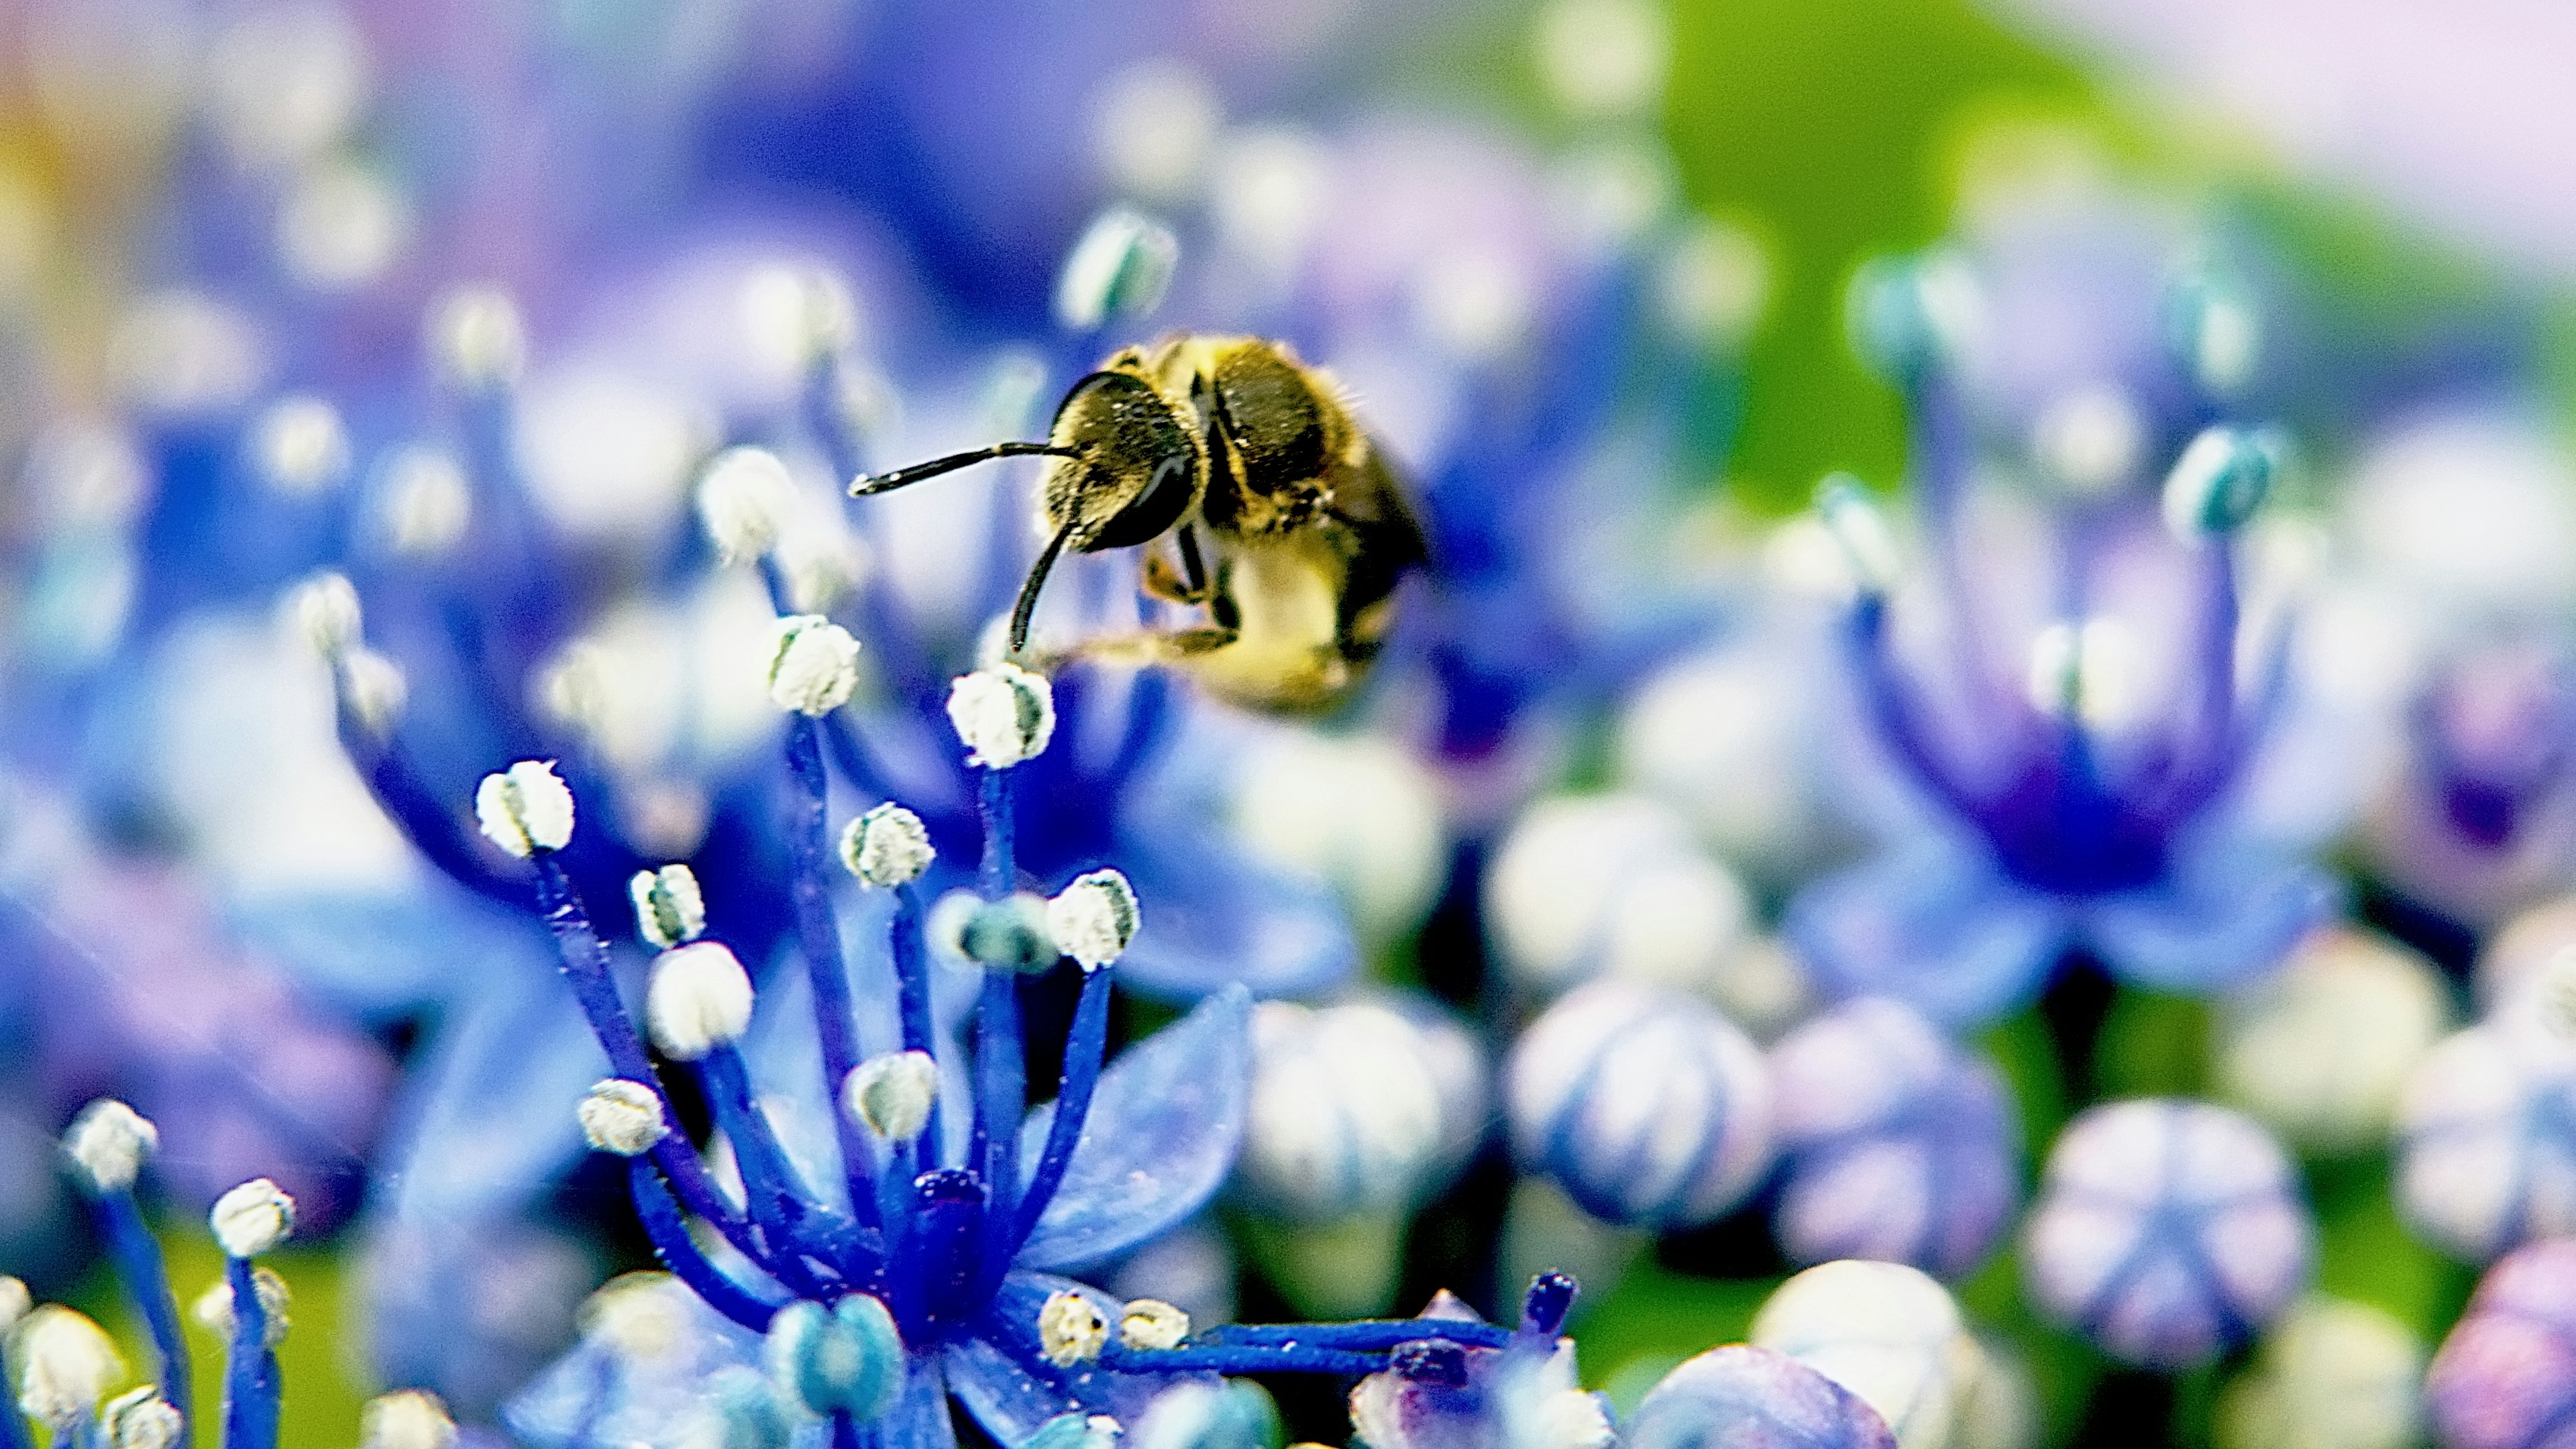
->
[849,335,1428,714]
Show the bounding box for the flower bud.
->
[1046,869,1140,971]
[1628,1346,1898,1449]
[1815,475,1902,597]
[629,863,708,949]
[2428,1238,2576,1449]
[359,1391,457,1449]
[1751,1260,1980,1449]
[1769,999,2020,1279]
[763,1294,903,1420]
[580,1080,669,1157]
[17,1305,124,1429]
[1487,792,1752,998]
[192,1269,290,1348]
[840,803,934,888]
[2395,1018,2576,1261]
[2220,1295,2421,1449]
[1506,980,1772,1230]
[1233,730,1445,941]
[645,941,755,1061]
[2216,928,2449,1155]
[841,1052,938,1144]
[62,1098,158,1193]
[1239,996,1487,1222]
[1055,206,1180,333]
[475,759,575,857]
[1118,1299,1191,1352]
[101,1387,182,1449]
[2024,1099,2311,1368]
[947,662,1055,768]
[1038,1289,1110,1368]
[211,1178,295,1258]
[697,447,796,565]
[767,615,861,717]
[2163,425,2282,539]
[285,571,361,657]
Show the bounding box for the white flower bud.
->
[339,648,409,737]
[947,662,1055,769]
[767,615,861,717]
[428,285,525,391]
[580,1080,670,1157]
[475,759,576,857]
[1240,996,1489,1222]
[647,941,755,1061]
[1487,792,1752,998]
[62,1099,158,1193]
[2217,928,2450,1155]
[1055,206,1180,333]
[629,864,708,949]
[360,1390,458,1449]
[211,1178,294,1258]
[697,447,796,566]
[1046,869,1140,971]
[0,1276,28,1332]
[252,395,350,496]
[284,572,361,658]
[192,1270,289,1348]
[1038,1290,1110,1367]
[1815,475,1901,596]
[1118,1299,1190,1351]
[1751,1261,1982,1449]
[840,802,934,888]
[841,1051,938,1144]
[101,1387,183,1449]
[16,1305,123,1429]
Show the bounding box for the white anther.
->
[2163,425,2280,539]
[629,863,708,949]
[697,447,796,566]
[1038,1291,1110,1368]
[1658,218,1768,350]
[62,1099,158,1193]
[2024,618,2142,730]
[101,1387,182,1449]
[2031,384,2145,496]
[1046,869,1140,972]
[211,1178,294,1258]
[841,1051,938,1144]
[475,759,576,857]
[947,662,1055,769]
[777,528,870,614]
[841,803,934,888]
[646,941,755,1061]
[1533,0,1670,119]
[252,394,350,496]
[278,158,407,292]
[1055,207,1179,333]
[339,648,409,737]
[1117,1299,1190,1352]
[427,285,526,391]
[0,1277,27,1332]
[191,1270,290,1348]
[17,1306,121,1429]
[1089,60,1222,203]
[583,1273,692,1362]
[285,571,362,658]
[1814,476,1901,596]
[580,1080,670,1157]
[739,264,856,380]
[359,1390,457,1449]
[376,445,472,557]
[767,615,862,717]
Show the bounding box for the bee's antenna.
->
[1008,521,1077,655]
[849,441,1079,498]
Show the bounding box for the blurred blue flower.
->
[2427,1235,2576,1449]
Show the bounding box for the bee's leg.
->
[1055,625,1234,672]
[1139,525,1214,605]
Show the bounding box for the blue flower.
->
[1622,1345,1896,1449]
[1782,349,2343,1025]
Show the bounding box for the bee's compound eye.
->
[1086,447,1198,550]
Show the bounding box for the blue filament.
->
[92,1189,193,1449]
[221,1257,282,1449]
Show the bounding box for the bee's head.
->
[1041,368,1204,551]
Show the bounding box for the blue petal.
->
[505,1279,767,1449]
[1012,987,1251,1272]
[2081,852,2342,993]
[1108,831,1356,1001]
[875,1356,957,1449]
[225,882,546,1020]
[947,1275,1209,1444]
[378,960,607,1223]
[1784,844,2072,1028]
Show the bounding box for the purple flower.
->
[2426,1236,2576,1449]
